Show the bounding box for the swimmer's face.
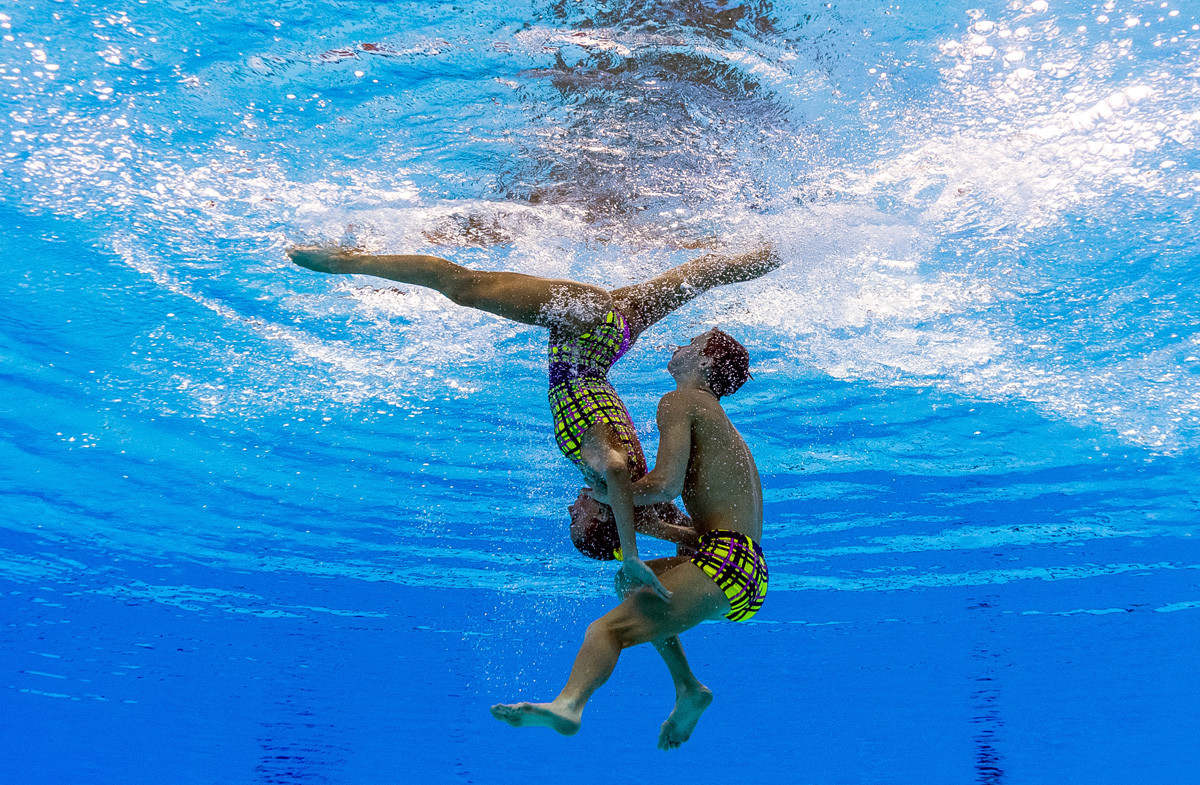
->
[667,330,716,376]
[568,489,610,528]
[568,489,621,561]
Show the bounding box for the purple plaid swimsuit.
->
[690,530,769,621]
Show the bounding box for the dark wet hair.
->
[571,512,621,561]
[701,329,751,397]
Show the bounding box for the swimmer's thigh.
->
[603,562,730,645]
[610,277,695,339]
[462,272,612,332]
[614,556,692,599]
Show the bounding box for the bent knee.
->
[588,618,633,651]
[590,613,656,651]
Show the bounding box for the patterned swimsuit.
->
[547,310,647,481]
[690,530,769,622]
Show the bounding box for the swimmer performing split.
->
[491,329,767,748]
[286,241,779,598]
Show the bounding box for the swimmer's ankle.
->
[675,681,711,700]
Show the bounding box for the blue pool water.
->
[3,0,1199,781]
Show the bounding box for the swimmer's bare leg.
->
[286,246,611,332]
[652,636,714,751]
[491,562,725,738]
[486,637,711,747]
[615,558,713,750]
[611,244,783,338]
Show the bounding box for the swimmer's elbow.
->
[600,449,632,484]
[661,475,687,501]
[637,470,684,505]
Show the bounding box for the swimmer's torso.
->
[678,390,763,542]
[547,310,646,479]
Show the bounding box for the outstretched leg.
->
[611,244,782,339]
[490,561,728,738]
[287,246,612,333]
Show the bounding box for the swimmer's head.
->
[668,328,751,397]
[568,490,621,561]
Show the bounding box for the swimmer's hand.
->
[286,244,362,275]
[584,486,611,505]
[622,556,672,603]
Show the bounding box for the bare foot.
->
[731,242,783,280]
[490,702,581,736]
[657,686,713,750]
[286,244,361,274]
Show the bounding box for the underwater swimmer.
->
[492,329,767,749]
[285,242,779,598]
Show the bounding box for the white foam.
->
[5,2,1200,456]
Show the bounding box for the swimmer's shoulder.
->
[658,388,712,413]
[658,388,728,428]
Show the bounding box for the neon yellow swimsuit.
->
[547,310,646,479]
[549,311,685,562]
[690,530,769,622]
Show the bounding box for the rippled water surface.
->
[2,0,1199,781]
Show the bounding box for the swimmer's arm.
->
[634,507,700,552]
[627,392,693,506]
[606,454,672,601]
[582,440,672,600]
